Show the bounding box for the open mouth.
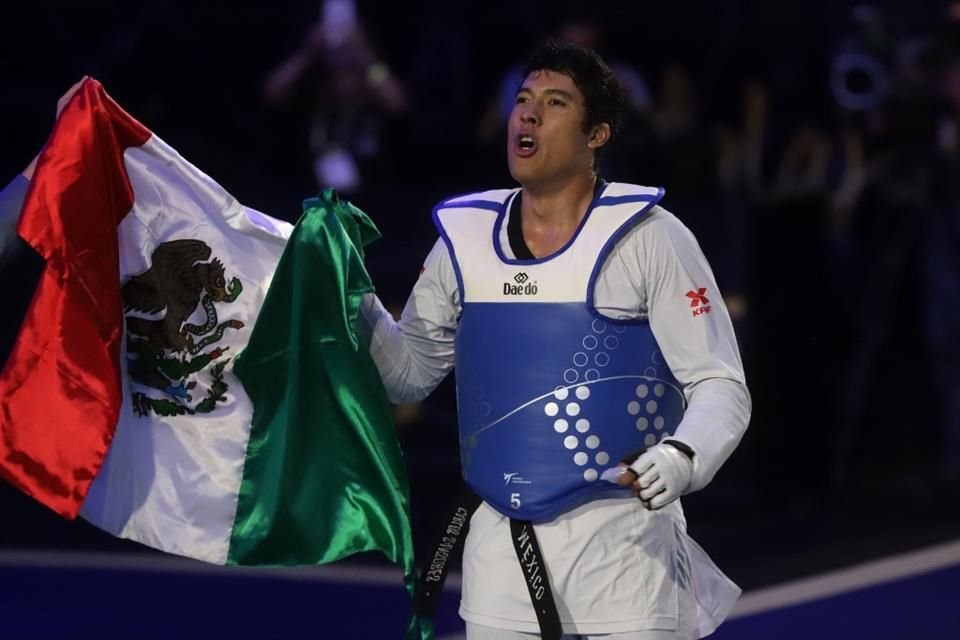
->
[513,134,538,157]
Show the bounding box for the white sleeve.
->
[360,238,460,403]
[634,208,752,492]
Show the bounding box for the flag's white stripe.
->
[80,135,291,564]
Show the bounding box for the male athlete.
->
[361,40,751,640]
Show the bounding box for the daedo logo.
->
[503,272,538,296]
[686,287,711,317]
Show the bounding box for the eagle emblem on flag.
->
[122,239,244,416]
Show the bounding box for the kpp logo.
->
[686,288,711,317]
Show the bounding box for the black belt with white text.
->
[413,486,563,640]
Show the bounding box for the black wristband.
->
[662,439,695,461]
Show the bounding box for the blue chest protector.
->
[434,183,685,522]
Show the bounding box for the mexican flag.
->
[0,78,418,621]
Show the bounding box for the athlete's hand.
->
[617,443,693,510]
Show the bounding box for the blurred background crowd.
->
[2,0,959,592]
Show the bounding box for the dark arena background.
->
[1,1,959,637]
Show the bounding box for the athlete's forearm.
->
[673,377,751,492]
[360,238,459,403]
[361,291,454,404]
[630,208,751,492]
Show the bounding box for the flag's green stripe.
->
[228,192,415,576]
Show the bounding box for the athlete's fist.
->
[617,443,693,510]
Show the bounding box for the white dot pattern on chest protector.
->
[518,251,681,495]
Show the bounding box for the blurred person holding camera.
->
[263,0,407,195]
[827,4,960,497]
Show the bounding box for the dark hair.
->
[519,39,625,150]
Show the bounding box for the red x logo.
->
[685,288,709,307]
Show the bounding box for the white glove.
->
[619,443,694,510]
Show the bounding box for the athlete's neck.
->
[520,173,596,225]
[518,174,596,258]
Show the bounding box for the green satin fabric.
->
[231,190,426,638]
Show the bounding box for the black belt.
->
[509,518,563,640]
[413,487,481,617]
[414,487,563,640]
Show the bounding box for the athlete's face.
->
[507,70,608,188]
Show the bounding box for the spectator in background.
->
[263,0,407,195]
[831,36,960,497]
[708,66,846,506]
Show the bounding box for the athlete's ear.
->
[587,123,611,150]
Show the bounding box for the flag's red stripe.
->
[0,79,150,518]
